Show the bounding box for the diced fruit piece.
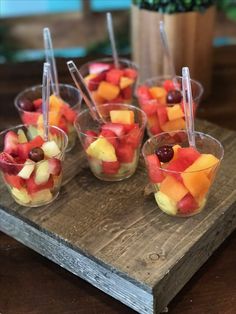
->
[149,87,167,104]
[167,104,184,121]
[4,131,19,156]
[18,159,35,179]
[88,157,102,175]
[11,187,31,204]
[19,99,35,111]
[89,62,111,74]
[37,111,62,126]
[160,175,189,202]
[22,111,40,125]
[122,123,136,133]
[155,191,177,216]
[119,77,134,89]
[183,153,219,175]
[17,129,28,143]
[123,68,137,79]
[157,106,168,125]
[156,145,174,163]
[181,171,210,199]
[58,117,68,133]
[26,174,53,194]
[161,118,186,132]
[49,94,63,111]
[141,99,159,116]
[86,137,117,162]
[102,161,120,174]
[48,158,62,176]
[101,123,125,137]
[145,154,164,183]
[116,144,134,163]
[4,173,24,189]
[110,110,134,125]
[163,80,176,92]
[116,151,137,176]
[106,69,123,86]
[34,160,50,185]
[0,152,19,175]
[172,144,181,160]
[166,90,182,104]
[91,90,106,105]
[84,130,98,148]
[97,81,120,101]
[87,72,106,91]
[33,98,42,109]
[42,141,61,158]
[100,129,118,149]
[31,189,53,203]
[27,126,38,139]
[84,73,97,83]
[18,136,44,160]
[124,125,141,149]
[147,114,161,135]
[28,147,44,162]
[61,104,76,123]
[177,193,199,214]
[176,147,201,167]
[137,85,151,104]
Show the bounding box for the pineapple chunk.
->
[86,137,117,162]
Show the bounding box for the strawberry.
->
[4,131,19,156]
[0,152,20,175]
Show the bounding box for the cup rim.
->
[14,83,82,112]
[74,103,147,139]
[79,57,139,71]
[142,130,224,174]
[137,75,204,103]
[0,124,68,166]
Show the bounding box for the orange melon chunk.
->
[149,87,167,105]
[49,94,63,111]
[167,104,184,121]
[97,81,120,101]
[172,144,181,160]
[110,110,134,125]
[160,175,189,203]
[161,118,186,132]
[184,154,219,175]
[181,171,210,199]
[119,77,134,89]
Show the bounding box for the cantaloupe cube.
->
[181,171,210,199]
[49,95,63,111]
[97,81,120,101]
[92,91,105,104]
[84,74,97,83]
[161,118,186,132]
[110,110,134,125]
[160,175,189,202]
[172,144,181,160]
[185,154,219,175]
[120,77,134,89]
[167,104,184,121]
[149,87,167,105]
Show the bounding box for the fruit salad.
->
[15,84,81,151]
[137,76,203,136]
[0,125,68,207]
[142,131,223,217]
[75,103,147,181]
[79,58,138,115]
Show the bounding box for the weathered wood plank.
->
[0,119,235,314]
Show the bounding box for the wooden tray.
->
[0,120,235,314]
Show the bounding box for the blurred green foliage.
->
[218,0,236,20]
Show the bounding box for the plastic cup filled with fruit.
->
[142,130,224,217]
[79,58,138,114]
[14,84,81,151]
[136,76,203,136]
[0,124,68,207]
[75,103,147,181]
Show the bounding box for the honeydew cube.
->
[160,175,189,203]
[42,141,61,158]
[18,159,35,179]
[97,81,120,101]
[155,191,178,216]
[161,118,186,132]
[167,104,184,121]
[17,129,28,143]
[86,137,117,162]
[110,110,134,125]
[35,160,50,185]
[119,77,134,89]
[27,125,39,139]
[11,187,31,204]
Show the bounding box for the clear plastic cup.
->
[79,57,138,111]
[14,83,81,151]
[142,130,224,217]
[74,103,147,181]
[136,75,204,137]
[0,125,68,207]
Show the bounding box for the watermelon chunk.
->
[157,106,168,125]
[22,111,41,125]
[88,62,111,75]
[121,86,132,100]
[106,69,123,86]
[100,129,118,149]
[141,99,159,116]
[26,174,54,194]
[124,125,141,149]
[177,193,199,214]
[116,144,135,163]
[18,135,44,160]
[88,72,106,91]
[4,173,24,189]
[33,98,42,109]
[61,104,77,123]
[102,161,120,174]
[137,85,152,104]
[84,130,98,148]
[177,147,201,167]
[145,154,164,183]
[4,131,19,156]
[163,80,176,92]
[101,123,125,137]
[123,68,137,79]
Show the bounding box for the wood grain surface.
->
[0,44,236,313]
